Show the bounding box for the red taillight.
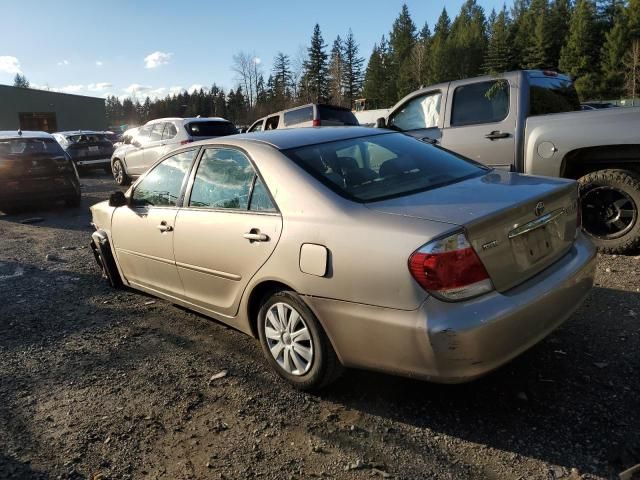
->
[408,232,493,301]
[180,139,192,145]
[312,119,321,127]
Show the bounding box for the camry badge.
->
[534,201,545,217]
[481,240,500,251]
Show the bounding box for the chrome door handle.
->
[485,130,510,140]
[157,223,173,232]
[243,232,268,242]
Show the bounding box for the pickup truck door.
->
[386,89,445,144]
[439,78,516,169]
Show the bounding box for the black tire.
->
[257,290,343,391]
[579,169,640,254]
[112,158,131,186]
[90,238,123,288]
[65,194,82,208]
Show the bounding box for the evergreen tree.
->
[272,52,293,109]
[629,0,640,40]
[600,3,629,97]
[548,0,573,68]
[523,0,552,68]
[300,24,329,103]
[412,22,432,87]
[328,36,345,106]
[510,0,532,68]
[484,7,513,74]
[13,73,30,88]
[389,4,418,99]
[362,43,387,107]
[429,8,452,83]
[342,29,365,108]
[559,0,601,99]
[449,0,488,79]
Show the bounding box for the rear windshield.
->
[0,138,66,158]
[317,105,359,125]
[186,121,237,137]
[529,76,581,115]
[283,133,485,202]
[66,133,109,143]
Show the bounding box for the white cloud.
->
[187,84,204,94]
[169,86,184,95]
[144,51,172,69]
[87,82,112,92]
[95,60,103,67]
[57,59,70,66]
[60,84,84,94]
[0,56,22,75]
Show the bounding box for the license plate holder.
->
[523,226,552,263]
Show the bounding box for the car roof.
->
[204,126,389,150]
[55,130,104,136]
[0,130,53,139]
[146,117,231,125]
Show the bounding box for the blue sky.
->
[0,0,505,100]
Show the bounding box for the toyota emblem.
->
[534,201,545,217]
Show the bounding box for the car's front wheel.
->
[257,290,342,391]
[112,159,131,186]
[579,169,640,254]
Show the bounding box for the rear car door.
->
[173,147,282,317]
[111,148,198,298]
[439,78,517,169]
[125,126,151,175]
[387,89,445,144]
[141,123,168,171]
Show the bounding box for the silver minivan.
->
[110,117,237,185]
[247,104,359,132]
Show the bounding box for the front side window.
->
[132,149,196,207]
[451,80,510,126]
[135,126,152,145]
[283,133,485,202]
[389,92,442,131]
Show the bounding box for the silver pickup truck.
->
[379,70,640,253]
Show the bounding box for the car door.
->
[173,147,282,317]
[111,148,198,298]
[125,125,151,175]
[439,78,517,169]
[141,123,168,172]
[387,90,445,144]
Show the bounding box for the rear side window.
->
[186,121,237,137]
[283,133,484,202]
[317,106,359,125]
[284,107,313,126]
[162,123,178,140]
[451,80,509,126]
[529,76,581,115]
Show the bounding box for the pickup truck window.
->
[529,76,581,116]
[389,92,441,131]
[451,80,509,127]
[284,106,313,126]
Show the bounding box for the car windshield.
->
[529,75,581,115]
[283,133,486,202]
[317,106,359,125]
[186,121,237,137]
[0,138,66,158]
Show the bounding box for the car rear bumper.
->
[304,233,597,382]
[0,176,80,204]
[75,158,111,167]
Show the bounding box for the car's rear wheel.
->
[112,159,130,186]
[257,290,342,391]
[579,169,640,254]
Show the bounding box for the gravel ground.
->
[0,171,639,480]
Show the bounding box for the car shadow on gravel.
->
[312,286,640,479]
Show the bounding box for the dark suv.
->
[53,130,114,172]
[0,131,81,213]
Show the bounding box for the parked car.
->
[378,70,640,254]
[0,130,81,213]
[90,127,596,390]
[110,117,237,186]
[103,130,123,144]
[247,104,359,132]
[53,130,114,172]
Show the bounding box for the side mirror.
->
[375,117,387,129]
[109,191,128,207]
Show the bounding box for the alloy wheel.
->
[582,186,638,240]
[113,161,124,184]
[264,302,313,376]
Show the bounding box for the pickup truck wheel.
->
[579,169,640,254]
[112,159,130,186]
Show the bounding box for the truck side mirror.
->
[109,191,128,207]
[375,117,387,129]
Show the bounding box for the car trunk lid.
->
[366,170,580,292]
